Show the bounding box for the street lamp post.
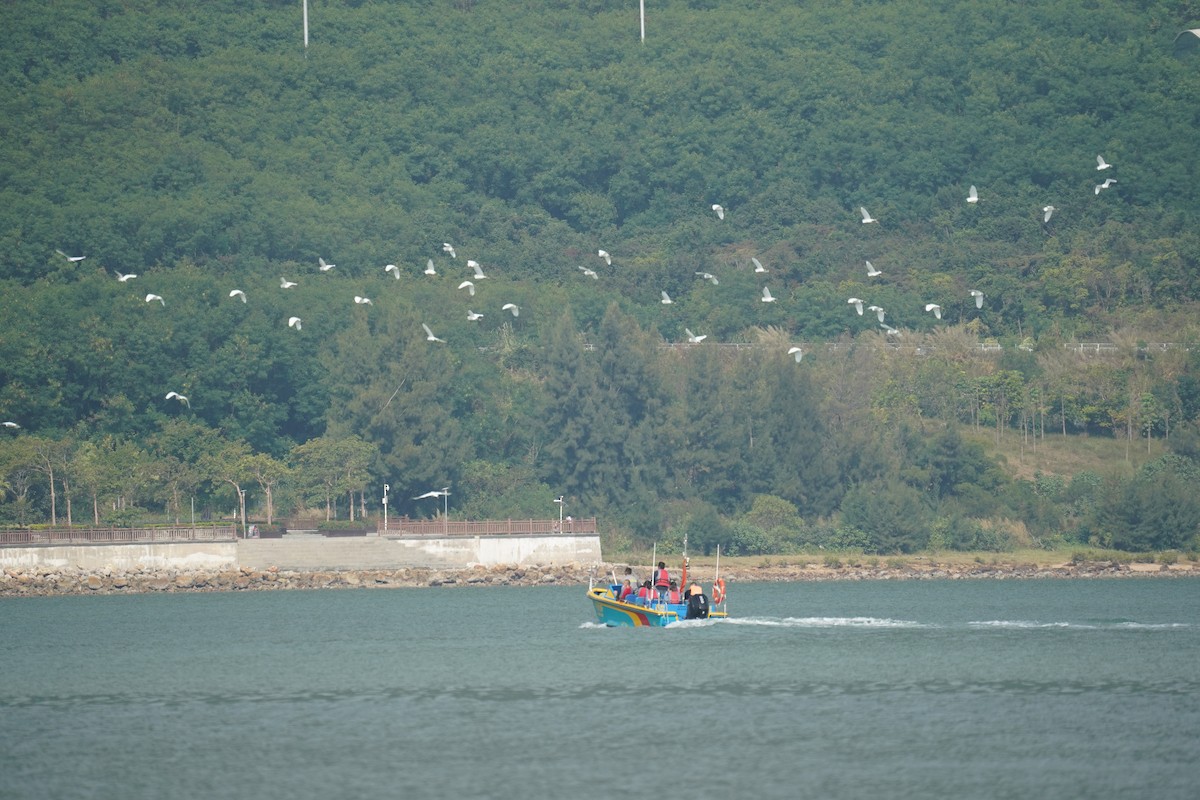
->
[382,484,389,533]
[554,495,564,532]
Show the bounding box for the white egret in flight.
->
[467,310,483,321]
[458,281,476,296]
[684,328,707,343]
[1095,178,1116,195]
[55,249,85,262]
[443,243,457,258]
[598,249,611,265]
[1096,155,1112,171]
[354,296,372,305]
[788,346,803,363]
[318,257,335,272]
[145,294,165,306]
[761,287,776,303]
[969,290,985,308]
[1,421,19,429]
[661,291,673,305]
[165,391,190,408]
[578,265,598,279]
[752,257,766,273]
[848,297,864,316]
[422,323,444,343]
[468,260,487,280]
[925,303,942,320]
[288,316,302,330]
[868,305,885,323]
[229,289,247,302]
[860,207,877,224]
[502,303,519,317]
[115,271,137,282]
[384,264,400,279]
[967,185,979,204]
[424,260,436,276]
[712,204,724,220]
[280,277,297,288]
[866,260,882,277]
[1043,206,1056,223]
[695,271,719,285]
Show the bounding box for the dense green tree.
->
[1097,456,1200,551]
[840,481,932,554]
[241,452,290,526]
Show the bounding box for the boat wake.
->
[582,616,1193,631]
[720,618,1193,631]
[724,616,928,628]
[969,620,1192,630]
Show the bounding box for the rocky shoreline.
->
[1,558,1196,597]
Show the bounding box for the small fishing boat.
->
[588,544,729,627]
[587,582,727,627]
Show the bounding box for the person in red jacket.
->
[653,561,671,598]
[666,580,682,603]
[635,580,655,604]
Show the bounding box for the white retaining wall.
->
[0,542,238,571]
[1,536,602,572]
[238,534,603,570]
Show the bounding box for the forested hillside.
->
[2,0,1198,553]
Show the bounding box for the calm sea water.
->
[2,579,1197,799]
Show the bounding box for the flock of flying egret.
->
[16,152,1119,424]
[841,154,1118,337]
[661,153,1117,355]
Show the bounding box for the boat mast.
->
[680,533,689,590]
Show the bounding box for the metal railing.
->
[1063,342,1186,354]
[0,526,238,546]
[657,341,1006,353]
[380,517,598,537]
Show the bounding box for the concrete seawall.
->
[0,542,238,572]
[238,534,602,570]
[0,534,602,573]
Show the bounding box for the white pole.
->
[639,0,645,42]
[382,484,389,532]
[303,0,309,53]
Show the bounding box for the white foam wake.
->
[723,616,927,629]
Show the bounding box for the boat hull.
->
[588,586,726,627]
